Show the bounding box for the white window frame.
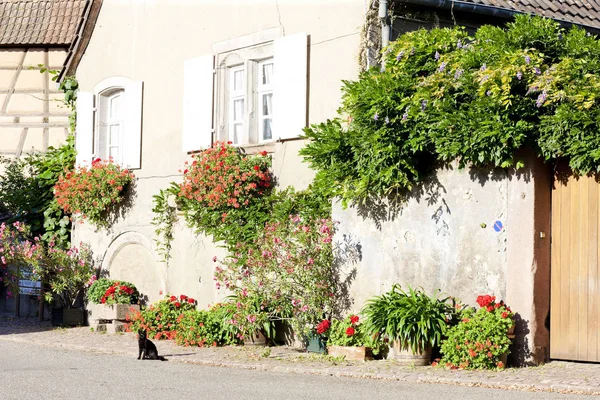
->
[213,28,281,147]
[85,76,144,169]
[257,60,274,143]
[106,91,125,164]
[228,65,246,145]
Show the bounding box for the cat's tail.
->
[158,356,167,361]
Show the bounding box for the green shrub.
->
[440,295,514,369]
[175,307,239,347]
[362,285,458,353]
[126,294,197,340]
[301,15,600,205]
[87,278,139,305]
[327,315,371,347]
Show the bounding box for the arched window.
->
[75,76,143,169]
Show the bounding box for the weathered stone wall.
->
[334,153,551,365]
[334,163,509,309]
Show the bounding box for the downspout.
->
[379,0,390,50]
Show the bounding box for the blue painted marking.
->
[493,220,503,232]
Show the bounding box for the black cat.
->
[137,329,167,361]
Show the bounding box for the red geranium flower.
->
[316,319,330,334]
[350,315,359,325]
[345,327,355,336]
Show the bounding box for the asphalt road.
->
[0,341,591,400]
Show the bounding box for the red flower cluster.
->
[349,315,359,324]
[316,319,330,334]
[170,294,196,305]
[54,158,134,226]
[476,294,512,313]
[178,142,272,213]
[345,326,355,336]
[100,282,136,304]
[476,295,496,308]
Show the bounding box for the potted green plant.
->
[362,285,457,366]
[40,242,95,327]
[87,278,140,332]
[305,318,330,353]
[326,315,374,361]
[440,295,515,369]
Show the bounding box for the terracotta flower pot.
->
[244,330,267,346]
[327,345,373,361]
[392,341,432,366]
[507,325,515,339]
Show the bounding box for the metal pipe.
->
[398,0,600,34]
[379,0,390,49]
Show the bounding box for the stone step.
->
[91,320,128,334]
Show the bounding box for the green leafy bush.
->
[214,217,337,339]
[362,285,458,353]
[327,315,371,347]
[87,278,139,305]
[0,137,75,248]
[87,278,113,304]
[175,307,239,347]
[126,294,197,340]
[440,295,514,369]
[301,15,600,205]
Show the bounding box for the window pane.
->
[233,69,244,91]
[233,99,244,121]
[262,63,273,85]
[262,119,272,141]
[109,146,119,160]
[233,123,243,144]
[262,93,272,116]
[109,124,120,145]
[110,95,121,118]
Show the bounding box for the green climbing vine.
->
[301,16,600,205]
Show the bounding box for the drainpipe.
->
[379,0,390,50]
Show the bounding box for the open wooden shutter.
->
[123,80,143,169]
[75,91,94,167]
[183,55,214,152]
[272,32,308,141]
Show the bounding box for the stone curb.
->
[1,334,598,396]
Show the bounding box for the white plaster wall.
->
[334,163,510,311]
[73,0,365,306]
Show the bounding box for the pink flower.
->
[212,256,217,262]
[246,315,257,323]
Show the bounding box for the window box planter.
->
[88,303,139,334]
[88,303,139,320]
[327,345,373,361]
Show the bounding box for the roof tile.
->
[460,0,600,30]
[0,0,88,46]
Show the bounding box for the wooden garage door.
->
[551,169,600,361]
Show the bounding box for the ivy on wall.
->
[301,16,600,205]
